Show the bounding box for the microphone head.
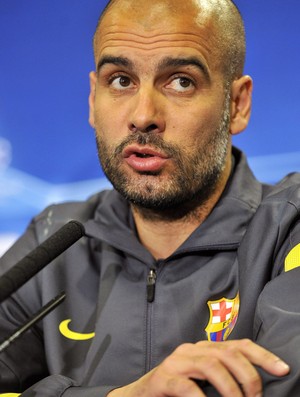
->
[41,220,86,261]
[0,220,86,304]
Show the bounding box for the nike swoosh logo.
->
[0,394,21,396]
[59,319,95,341]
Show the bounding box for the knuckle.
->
[226,383,243,396]
[238,338,253,348]
[166,376,179,390]
[242,374,262,395]
[200,356,220,371]
[195,340,209,348]
[224,345,240,357]
[161,343,193,371]
[174,342,194,355]
[161,354,178,372]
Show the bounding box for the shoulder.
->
[262,172,300,204]
[32,189,118,243]
[240,173,300,277]
[249,172,300,237]
[256,173,300,227]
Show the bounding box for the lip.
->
[122,145,169,172]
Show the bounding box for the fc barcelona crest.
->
[205,293,240,342]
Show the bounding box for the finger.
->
[233,339,290,377]
[162,349,243,397]
[216,345,263,397]
[196,340,290,377]
[192,340,287,396]
[191,356,244,397]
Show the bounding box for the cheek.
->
[169,94,223,127]
[94,94,114,120]
[167,106,221,147]
[93,95,128,139]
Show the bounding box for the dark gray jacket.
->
[1,148,300,396]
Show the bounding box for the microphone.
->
[0,220,85,304]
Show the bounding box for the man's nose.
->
[128,87,166,134]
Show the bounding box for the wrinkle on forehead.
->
[97,31,213,52]
[95,25,215,74]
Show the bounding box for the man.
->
[0,0,300,396]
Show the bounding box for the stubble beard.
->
[95,95,231,221]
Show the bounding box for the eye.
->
[167,76,195,93]
[109,75,133,90]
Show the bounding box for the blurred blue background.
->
[0,1,300,253]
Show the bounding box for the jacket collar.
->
[84,147,263,261]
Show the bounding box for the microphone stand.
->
[0,291,66,353]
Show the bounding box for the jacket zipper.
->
[147,268,157,303]
[145,268,157,373]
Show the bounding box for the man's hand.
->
[108,339,290,397]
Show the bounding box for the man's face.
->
[89,1,233,212]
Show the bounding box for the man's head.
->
[89,0,252,218]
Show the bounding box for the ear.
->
[229,75,253,135]
[88,71,97,128]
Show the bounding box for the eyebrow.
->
[97,55,210,81]
[157,57,210,81]
[97,56,133,73]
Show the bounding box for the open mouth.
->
[123,145,168,159]
[122,145,169,172]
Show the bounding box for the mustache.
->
[113,132,180,157]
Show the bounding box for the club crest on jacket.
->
[205,293,240,342]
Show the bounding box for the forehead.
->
[94,1,221,70]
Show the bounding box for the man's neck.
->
[131,157,232,260]
[132,205,211,260]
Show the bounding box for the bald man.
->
[1,0,300,396]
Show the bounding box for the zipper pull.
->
[147,269,157,303]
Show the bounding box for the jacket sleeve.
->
[5,376,116,397]
[253,218,300,396]
[0,221,49,393]
[0,216,118,397]
[0,375,115,397]
[19,378,116,397]
[254,267,300,396]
